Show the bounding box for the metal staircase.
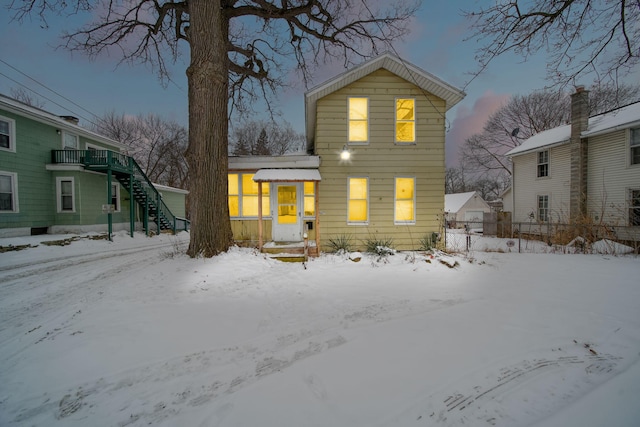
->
[51,149,189,235]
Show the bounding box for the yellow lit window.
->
[228,173,239,216]
[395,177,415,223]
[348,97,368,143]
[241,174,270,217]
[348,177,368,223]
[396,98,415,143]
[229,173,270,217]
[304,181,315,217]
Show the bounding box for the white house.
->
[444,191,491,229]
[505,88,640,240]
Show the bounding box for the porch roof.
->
[252,168,321,182]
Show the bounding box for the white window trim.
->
[62,131,79,150]
[629,188,640,226]
[394,97,416,145]
[0,115,16,153]
[394,176,416,225]
[229,173,272,219]
[0,171,19,213]
[56,176,76,213]
[111,182,121,213]
[537,194,550,223]
[347,96,370,145]
[537,149,550,178]
[347,176,369,225]
[629,127,640,167]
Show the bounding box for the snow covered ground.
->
[0,231,639,427]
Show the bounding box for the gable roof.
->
[0,93,126,150]
[506,101,640,157]
[304,52,465,148]
[445,191,480,213]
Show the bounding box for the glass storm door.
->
[272,183,302,241]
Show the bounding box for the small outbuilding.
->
[444,191,491,229]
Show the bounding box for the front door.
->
[272,183,302,242]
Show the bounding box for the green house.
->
[0,93,188,238]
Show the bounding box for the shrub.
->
[363,236,396,256]
[327,234,354,254]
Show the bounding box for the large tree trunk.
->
[185,0,233,257]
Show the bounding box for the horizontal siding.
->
[314,69,446,250]
[588,130,640,224]
[512,144,571,223]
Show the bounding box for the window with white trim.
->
[631,128,640,165]
[0,172,18,212]
[537,150,549,177]
[348,97,369,143]
[0,115,16,152]
[395,98,415,144]
[348,177,368,223]
[630,189,640,226]
[227,173,270,218]
[303,182,315,217]
[537,194,549,222]
[63,132,79,149]
[394,177,415,223]
[111,183,121,212]
[56,177,75,212]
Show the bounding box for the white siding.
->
[511,144,571,223]
[588,129,640,225]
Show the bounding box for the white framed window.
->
[395,98,416,144]
[537,150,549,177]
[0,171,18,212]
[56,177,75,213]
[348,97,369,144]
[0,115,16,153]
[111,182,121,212]
[347,177,369,224]
[394,177,416,224]
[629,189,640,226]
[62,131,79,150]
[537,194,549,222]
[631,128,640,166]
[227,173,270,218]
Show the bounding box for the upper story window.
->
[537,194,549,222]
[630,189,640,226]
[537,150,549,177]
[63,132,79,150]
[0,115,16,153]
[395,98,415,144]
[347,177,368,224]
[0,172,18,212]
[228,173,270,218]
[631,128,640,165]
[348,97,368,144]
[394,177,415,223]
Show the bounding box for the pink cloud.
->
[445,91,510,167]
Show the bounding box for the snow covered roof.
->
[253,169,321,182]
[445,191,478,213]
[229,155,320,170]
[507,102,640,157]
[304,52,465,149]
[0,93,126,150]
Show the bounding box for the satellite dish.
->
[511,128,520,137]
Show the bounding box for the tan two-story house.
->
[228,52,465,254]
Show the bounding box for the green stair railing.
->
[51,149,189,235]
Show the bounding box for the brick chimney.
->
[569,86,589,221]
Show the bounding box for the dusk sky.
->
[1,2,635,167]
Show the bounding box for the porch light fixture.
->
[340,145,351,160]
